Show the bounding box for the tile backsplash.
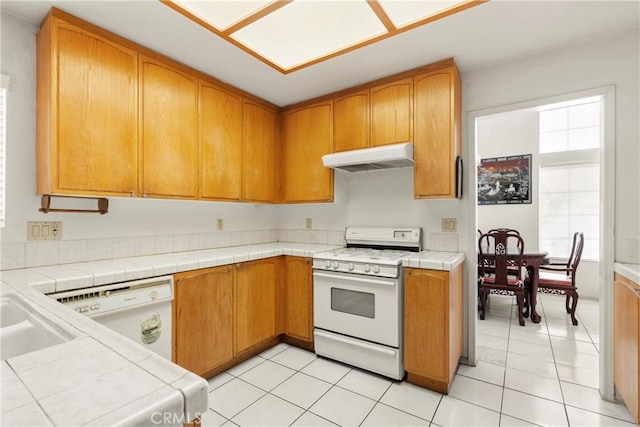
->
[1,229,346,270]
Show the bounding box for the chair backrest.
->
[487,228,520,236]
[568,231,584,273]
[478,229,525,285]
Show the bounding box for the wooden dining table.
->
[520,251,549,323]
[479,248,549,323]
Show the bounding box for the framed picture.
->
[478,154,531,205]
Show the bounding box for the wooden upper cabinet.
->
[282,102,334,203]
[37,17,138,196]
[413,65,461,199]
[139,55,198,199]
[200,82,243,201]
[243,100,277,203]
[333,91,368,152]
[370,78,413,147]
[235,257,281,355]
[173,266,234,376]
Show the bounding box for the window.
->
[539,97,601,261]
[0,74,8,228]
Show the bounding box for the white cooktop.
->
[313,247,414,265]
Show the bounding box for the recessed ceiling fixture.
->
[161,0,487,74]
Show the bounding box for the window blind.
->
[538,96,602,261]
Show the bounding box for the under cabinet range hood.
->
[322,143,413,172]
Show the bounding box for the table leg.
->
[528,264,542,323]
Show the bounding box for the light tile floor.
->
[202,294,637,426]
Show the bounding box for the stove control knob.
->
[332,261,339,269]
[348,262,354,271]
[325,260,331,269]
[364,264,371,273]
[373,265,380,274]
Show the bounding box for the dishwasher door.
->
[50,276,173,360]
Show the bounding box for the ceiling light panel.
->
[173,0,272,30]
[231,0,387,69]
[378,0,465,28]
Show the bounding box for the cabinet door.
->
[243,101,277,203]
[235,258,281,354]
[614,273,640,423]
[41,20,138,196]
[200,82,243,201]
[285,256,313,342]
[140,55,198,198]
[413,66,461,199]
[282,102,333,203]
[370,78,412,147]
[333,91,368,152]
[174,266,234,376]
[404,268,450,382]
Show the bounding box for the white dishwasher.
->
[49,276,173,360]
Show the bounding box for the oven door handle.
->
[313,271,396,287]
[314,330,397,356]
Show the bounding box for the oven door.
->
[313,270,401,348]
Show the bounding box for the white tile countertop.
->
[614,262,640,284]
[0,241,461,426]
[0,242,342,427]
[402,250,466,271]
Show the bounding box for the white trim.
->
[599,85,615,401]
[467,85,615,401]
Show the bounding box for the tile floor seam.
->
[540,295,572,426]
[427,395,444,424]
[370,401,433,426]
[563,401,637,424]
[353,380,394,426]
[496,298,514,426]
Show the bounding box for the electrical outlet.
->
[305,218,312,229]
[27,221,63,241]
[216,219,223,231]
[441,218,457,233]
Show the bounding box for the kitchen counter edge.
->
[614,262,640,285]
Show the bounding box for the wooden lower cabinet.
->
[404,264,463,394]
[614,272,640,424]
[173,256,314,378]
[235,257,283,355]
[285,256,313,343]
[173,265,233,376]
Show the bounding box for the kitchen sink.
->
[0,295,74,360]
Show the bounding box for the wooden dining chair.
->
[478,229,526,326]
[526,231,584,326]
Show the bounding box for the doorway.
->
[466,86,615,400]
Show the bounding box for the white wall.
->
[477,110,539,250]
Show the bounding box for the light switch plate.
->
[27,221,62,241]
[216,219,224,231]
[306,218,312,229]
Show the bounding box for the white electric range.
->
[312,226,422,380]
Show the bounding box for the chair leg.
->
[565,294,571,314]
[479,288,488,320]
[569,291,579,326]
[523,278,530,318]
[516,292,525,326]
